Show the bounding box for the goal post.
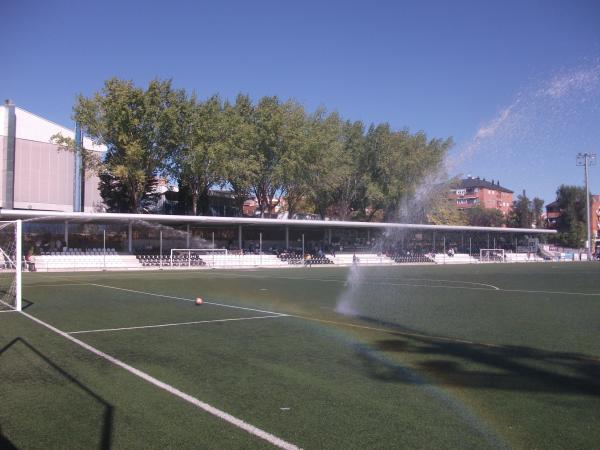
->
[479,248,505,263]
[0,220,22,311]
[169,248,228,268]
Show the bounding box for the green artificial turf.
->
[1,263,599,449]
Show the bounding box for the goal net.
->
[0,220,22,311]
[169,248,228,268]
[479,248,505,263]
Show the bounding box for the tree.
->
[554,185,587,248]
[508,192,533,228]
[98,171,158,213]
[278,101,316,217]
[362,125,451,221]
[507,191,546,229]
[308,117,360,220]
[249,96,288,217]
[532,197,545,228]
[465,206,505,227]
[73,78,182,212]
[173,94,227,215]
[425,179,468,225]
[222,94,259,214]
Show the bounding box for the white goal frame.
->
[0,220,22,311]
[479,248,505,263]
[169,248,228,268]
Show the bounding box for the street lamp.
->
[576,153,596,260]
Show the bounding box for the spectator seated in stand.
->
[25,251,36,272]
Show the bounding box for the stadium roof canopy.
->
[0,209,556,234]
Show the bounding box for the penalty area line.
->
[20,311,301,450]
[86,283,288,316]
[68,314,289,335]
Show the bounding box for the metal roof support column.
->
[64,221,69,249]
[328,228,331,245]
[285,226,289,249]
[2,100,16,209]
[186,224,190,248]
[128,221,132,253]
[73,123,83,212]
[238,225,242,251]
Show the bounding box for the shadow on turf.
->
[21,297,34,310]
[0,338,114,449]
[354,316,600,398]
[0,426,18,450]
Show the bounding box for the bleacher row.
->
[33,253,137,270]
[27,251,550,271]
[136,254,207,267]
[392,254,435,264]
[278,253,334,265]
[40,248,118,256]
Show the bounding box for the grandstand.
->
[0,209,563,271]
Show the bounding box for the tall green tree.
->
[250,96,287,217]
[554,185,587,248]
[173,94,227,215]
[362,125,451,221]
[508,191,546,228]
[74,78,182,212]
[508,192,533,228]
[222,95,259,215]
[425,179,468,225]
[465,206,505,227]
[532,197,545,228]
[280,105,326,217]
[308,116,360,220]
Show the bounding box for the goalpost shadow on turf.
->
[0,337,114,450]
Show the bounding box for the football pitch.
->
[1,263,600,449]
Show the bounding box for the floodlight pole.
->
[576,153,596,260]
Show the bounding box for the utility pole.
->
[576,153,596,260]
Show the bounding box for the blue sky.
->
[2,0,599,203]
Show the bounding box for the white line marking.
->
[20,311,301,450]
[500,288,600,297]
[25,270,600,297]
[24,283,90,288]
[0,309,18,313]
[402,278,501,290]
[208,273,600,297]
[0,298,16,310]
[68,314,289,334]
[87,283,287,316]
